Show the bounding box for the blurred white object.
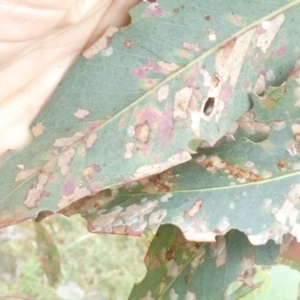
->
[0,0,140,156]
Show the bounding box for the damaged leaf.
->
[1,1,300,233]
[34,221,61,286]
[129,225,278,299]
[78,115,300,245]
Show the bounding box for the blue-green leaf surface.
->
[129,225,279,300]
[1,0,300,229]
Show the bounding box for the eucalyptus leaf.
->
[1,0,300,231]
[129,225,279,300]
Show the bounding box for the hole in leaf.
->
[203,97,215,116]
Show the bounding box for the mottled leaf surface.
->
[1,0,300,228]
[251,63,300,122]
[129,225,279,300]
[76,103,300,244]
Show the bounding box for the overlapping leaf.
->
[129,224,279,300]
[75,66,300,244]
[251,64,300,122]
[1,0,300,228]
[34,221,61,286]
[226,265,300,299]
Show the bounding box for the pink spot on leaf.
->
[157,107,173,148]
[153,155,160,163]
[132,69,148,79]
[276,45,286,57]
[93,164,101,172]
[139,143,151,155]
[185,64,200,87]
[135,105,161,124]
[144,3,164,17]
[62,178,75,196]
[88,121,104,133]
[220,84,234,101]
[132,60,164,79]
[243,80,250,90]
[255,26,265,35]
[41,191,50,198]
[91,182,101,193]
[49,174,56,182]
[134,106,173,148]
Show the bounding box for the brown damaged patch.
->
[199,156,263,182]
[184,275,192,284]
[15,166,41,182]
[237,112,273,135]
[134,122,150,143]
[123,142,135,159]
[182,42,203,52]
[32,122,45,137]
[185,200,203,217]
[83,164,101,182]
[291,124,300,142]
[237,255,255,287]
[124,40,132,48]
[139,169,174,193]
[73,109,90,120]
[58,187,91,210]
[57,148,76,176]
[90,200,158,236]
[83,26,119,58]
[85,132,98,149]
[210,236,226,267]
[132,151,191,180]
[173,87,193,119]
[211,74,220,87]
[24,172,49,209]
[54,132,85,148]
[165,246,175,261]
[278,159,287,171]
[59,192,113,217]
[227,164,263,182]
[0,207,30,229]
[157,61,180,75]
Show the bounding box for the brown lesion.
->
[227,164,263,182]
[277,159,287,171]
[185,275,192,284]
[134,122,150,143]
[211,74,220,87]
[124,40,132,48]
[165,246,175,261]
[199,156,263,182]
[139,169,174,193]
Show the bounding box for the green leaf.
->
[251,65,300,122]
[1,0,300,228]
[75,111,299,243]
[129,225,279,300]
[226,265,300,300]
[34,221,61,286]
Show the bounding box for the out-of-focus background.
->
[0,215,148,300]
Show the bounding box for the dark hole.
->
[203,97,215,116]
